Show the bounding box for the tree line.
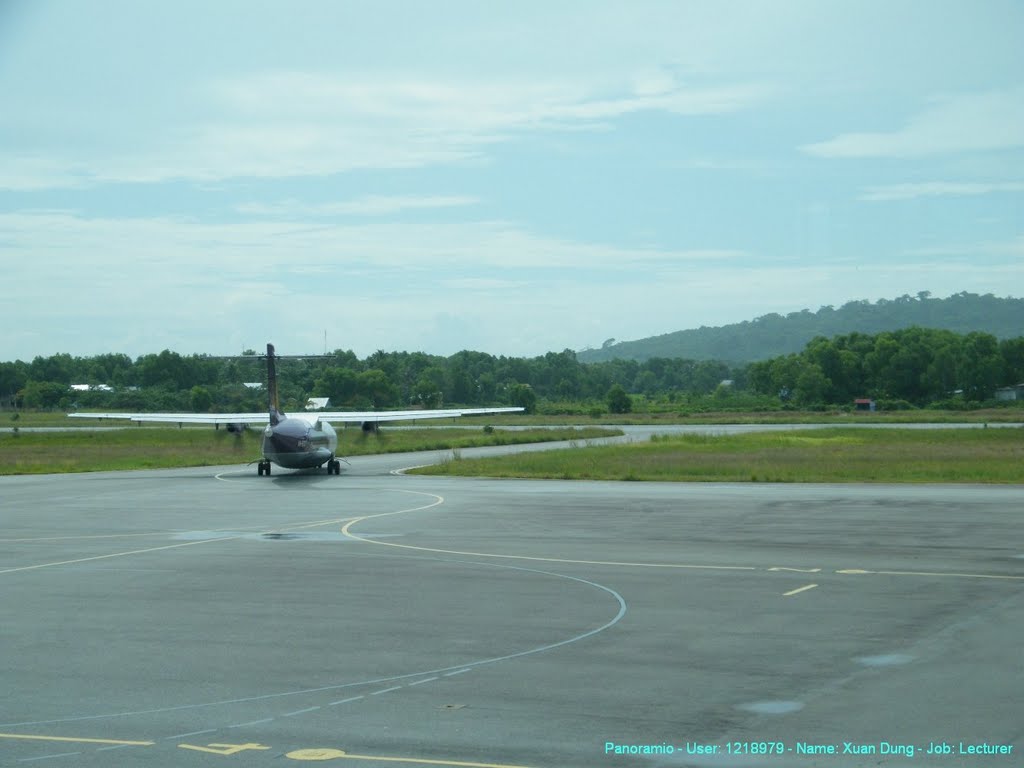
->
[747,328,1024,407]
[1,347,733,413]
[2,327,1022,414]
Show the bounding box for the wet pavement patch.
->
[735,700,804,715]
[855,653,915,667]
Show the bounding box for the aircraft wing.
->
[67,407,524,425]
[68,412,271,425]
[315,407,524,424]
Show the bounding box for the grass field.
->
[0,426,620,475]
[4,407,1023,429]
[412,427,1024,484]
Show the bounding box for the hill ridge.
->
[577,292,1024,363]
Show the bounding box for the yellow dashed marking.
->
[0,733,153,746]
[288,749,349,761]
[835,567,1024,581]
[782,583,819,596]
[768,566,821,573]
[178,742,271,755]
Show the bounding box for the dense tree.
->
[88,353,135,386]
[314,367,359,405]
[793,363,830,406]
[190,385,213,412]
[356,369,398,408]
[0,361,28,402]
[413,366,448,408]
[606,383,632,414]
[137,350,194,390]
[29,353,75,384]
[1000,338,1024,384]
[747,328,1024,406]
[20,380,69,409]
[959,332,1001,401]
[508,383,537,414]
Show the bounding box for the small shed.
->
[854,398,876,412]
[995,384,1024,402]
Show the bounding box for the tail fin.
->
[266,343,283,425]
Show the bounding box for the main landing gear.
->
[256,459,340,476]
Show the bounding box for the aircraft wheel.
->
[330,459,341,475]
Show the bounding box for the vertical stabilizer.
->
[266,343,283,425]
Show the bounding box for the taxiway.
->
[1,439,1022,767]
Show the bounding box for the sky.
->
[1,0,1022,361]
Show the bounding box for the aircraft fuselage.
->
[262,417,338,469]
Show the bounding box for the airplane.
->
[69,343,524,476]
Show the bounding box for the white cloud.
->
[439,278,526,291]
[0,211,743,276]
[802,88,1024,158]
[0,156,92,191]
[0,71,772,189]
[236,195,480,218]
[860,181,1024,201]
[904,236,1024,258]
[172,72,770,182]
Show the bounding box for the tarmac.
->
[1,435,1022,767]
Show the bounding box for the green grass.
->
[412,427,1024,484]
[0,426,620,475]
[5,406,1023,429]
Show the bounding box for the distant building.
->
[306,397,330,411]
[995,384,1024,401]
[854,398,876,412]
[70,384,113,392]
[242,382,263,389]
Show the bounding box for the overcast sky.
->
[2,1,1022,361]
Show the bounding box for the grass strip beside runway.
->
[6,408,1022,428]
[0,427,620,475]
[411,427,1024,483]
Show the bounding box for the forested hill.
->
[578,292,1024,364]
